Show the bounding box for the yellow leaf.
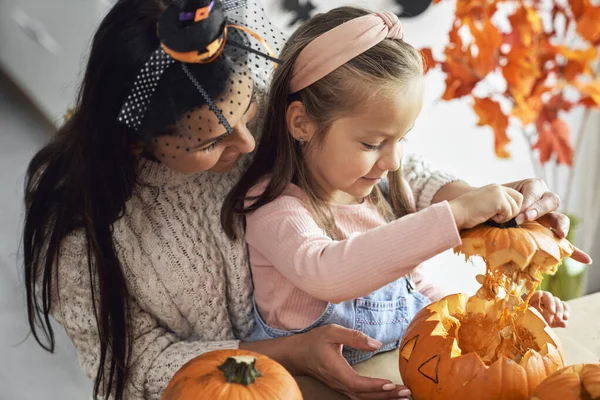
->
[511,82,549,126]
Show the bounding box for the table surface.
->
[296,292,600,399]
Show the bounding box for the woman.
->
[22,1,590,400]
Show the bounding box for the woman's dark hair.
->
[23,0,229,398]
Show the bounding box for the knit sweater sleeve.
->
[51,233,239,400]
[401,153,461,210]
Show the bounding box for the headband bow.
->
[289,11,404,94]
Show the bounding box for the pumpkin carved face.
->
[399,293,564,400]
[161,349,303,400]
[531,364,600,400]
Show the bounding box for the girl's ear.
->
[286,100,317,143]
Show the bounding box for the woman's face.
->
[150,87,258,173]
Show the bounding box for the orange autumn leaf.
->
[441,67,479,100]
[455,0,499,23]
[512,97,542,126]
[576,4,600,44]
[441,25,481,100]
[509,4,543,48]
[421,48,437,73]
[473,97,510,158]
[569,0,590,19]
[534,117,573,165]
[555,46,598,82]
[574,80,600,107]
[503,47,541,104]
[511,83,549,126]
[470,19,503,77]
[424,0,600,163]
[545,92,574,115]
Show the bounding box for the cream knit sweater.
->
[50,154,457,399]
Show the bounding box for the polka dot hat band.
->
[117,0,285,133]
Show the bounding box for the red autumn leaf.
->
[569,0,589,19]
[533,117,573,165]
[580,97,598,107]
[421,48,437,73]
[473,97,511,158]
[541,92,575,122]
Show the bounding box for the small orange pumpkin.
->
[531,363,600,400]
[399,293,564,400]
[161,349,303,400]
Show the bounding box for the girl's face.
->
[307,78,424,205]
[150,84,258,173]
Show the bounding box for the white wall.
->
[262,0,597,296]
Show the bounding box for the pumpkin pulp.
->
[453,219,569,365]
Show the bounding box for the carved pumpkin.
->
[455,220,574,295]
[161,349,303,400]
[531,364,600,400]
[399,293,564,400]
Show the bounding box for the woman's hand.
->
[290,325,411,400]
[504,179,592,264]
[526,291,570,328]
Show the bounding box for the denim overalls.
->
[246,275,430,365]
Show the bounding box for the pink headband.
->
[289,11,404,94]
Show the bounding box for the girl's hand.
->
[449,184,524,230]
[290,325,411,400]
[527,291,570,328]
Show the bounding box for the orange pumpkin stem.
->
[217,356,263,386]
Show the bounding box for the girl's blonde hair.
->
[223,6,425,240]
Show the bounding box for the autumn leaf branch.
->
[423,0,600,199]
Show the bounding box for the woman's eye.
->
[202,138,224,152]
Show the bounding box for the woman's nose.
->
[231,126,255,154]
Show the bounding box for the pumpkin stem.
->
[217,356,262,385]
[484,218,518,229]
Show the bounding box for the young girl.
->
[223,6,573,366]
